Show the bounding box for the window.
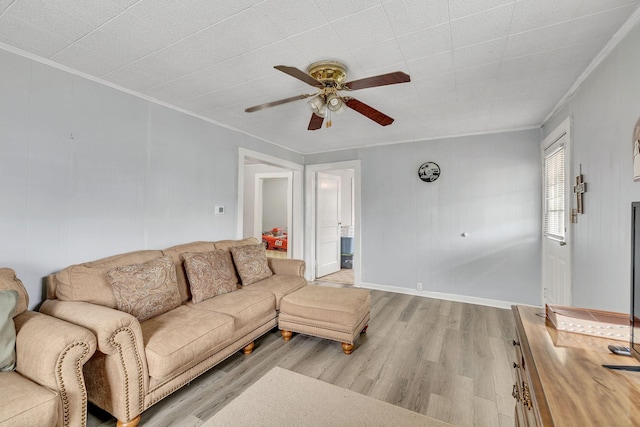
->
[544,145,565,241]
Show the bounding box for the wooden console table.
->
[511,305,640,426]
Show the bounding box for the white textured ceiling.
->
[1,0,639,154]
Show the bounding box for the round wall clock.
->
[418,162,440,182]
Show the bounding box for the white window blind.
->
[544,145,565,241]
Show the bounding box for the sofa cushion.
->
[0,371,58,426]
[182,250,238,304]
[230,245,273,286]
[245,275,307,309]
[141,305,234,380]
[54,250,164,308]
[213,237,259,252]
[0,290,18,371]
[107,256,181,322]
[188,288,275,331]
[163,241,216,302]
[0,269,28,316]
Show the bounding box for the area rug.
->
[204,367,454,427]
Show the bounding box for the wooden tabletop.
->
[513,305,640,426]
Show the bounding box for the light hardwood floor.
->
[87,288,517,427]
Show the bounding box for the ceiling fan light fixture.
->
[326,93,343,112]
[307,95,324,114]
[318,104,327,118]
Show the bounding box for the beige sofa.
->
[0,268,97,427]
[39,238,306,427]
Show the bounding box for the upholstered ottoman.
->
[278,285,370,354]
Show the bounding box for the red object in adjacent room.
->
[262,228,288,251]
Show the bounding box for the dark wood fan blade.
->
[245,94,310,113]
[343,71,410,91]
[275,65,323,87]
[308,113,324,130]
[345,98,394,126]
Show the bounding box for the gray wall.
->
[0,48,301,307]
[262,178,287,231]
[307,129,542,305]
[543,22,640,312]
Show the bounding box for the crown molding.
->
[0,42,305,156]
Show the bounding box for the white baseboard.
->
[356,281,523,310]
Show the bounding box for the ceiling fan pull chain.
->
[326,108,332,128]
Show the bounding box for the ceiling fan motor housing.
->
[307,60,347,86]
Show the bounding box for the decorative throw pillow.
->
[182,250,238,304]
[229,244,273,286]
[107,256,181,322]
[0,290,19,371]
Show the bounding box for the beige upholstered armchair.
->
[0,268,97,427]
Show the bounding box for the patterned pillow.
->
[182,250,238,304]
[0,290,18,371]
[229,244,273,286]
[107,256,181,322]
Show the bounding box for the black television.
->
[631,202,640,363]
[605,202,640,370]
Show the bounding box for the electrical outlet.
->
[215,205,225,215]
[416,282,423,291]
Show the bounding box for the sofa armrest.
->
[14,310,97,427]
[268,258,305,277]
[40,300,149,423]
[40,300,142,356]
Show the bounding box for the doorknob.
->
[559,241,566,246]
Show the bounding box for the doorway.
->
[254,172,292,258]
[237,148,303,261]
[305,161,360,286]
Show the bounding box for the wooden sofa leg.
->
[243,341,255,355]
[117,415,141,427]
[342,342,354,355]
[281,330,292,341]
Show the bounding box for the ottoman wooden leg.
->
[242,341,255,355]
[117,415,141,427]
[281,330,293,341]
[361,324,368,334]
[342,342,354,355]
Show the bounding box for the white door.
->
[316,172,341,277]
[541,118,572,306]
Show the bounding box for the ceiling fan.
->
[245,60,411,130]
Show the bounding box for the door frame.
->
[541,116,572,305]
[305,160,361,284]
[254,172,293,258]
[237,148,303,260]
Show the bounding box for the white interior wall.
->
[262,178,287,231]
[543,22,640,312]
[0,48,302,307]
[306,129,542,306]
